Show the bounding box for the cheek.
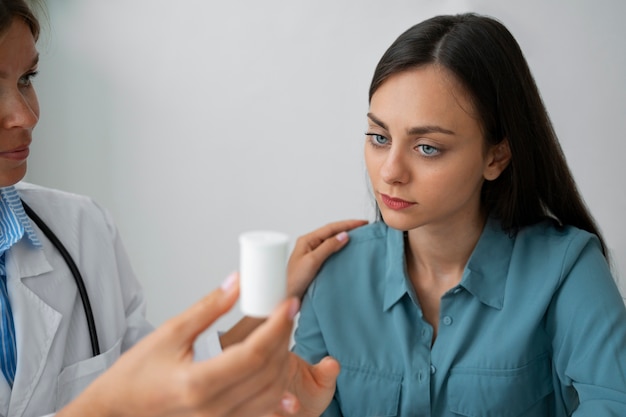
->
[434,159,487,198]
[416,157,485,193]
[363,147,387,186]
[363,146,377,180]
[27,89,40,120]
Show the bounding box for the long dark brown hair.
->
[0,0,40,38]
[370,13,607,257]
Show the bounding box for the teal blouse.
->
[293,218,626,416]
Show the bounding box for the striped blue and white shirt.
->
[0,186,41,387]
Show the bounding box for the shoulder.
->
[16,181,96,205]
[516,220,601,262]
[513,220,607,284]
[347,221,388,241]
[325,221,389,263]
[15,181,115,234]
[517,219,594,243]
[308,221,393,293]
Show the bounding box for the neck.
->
[405,212,487,284]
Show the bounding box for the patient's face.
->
[364,65,499,233]
[0,18,39,187]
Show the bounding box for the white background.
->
[28,0,626,330]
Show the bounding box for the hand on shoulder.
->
[288,219,368,299]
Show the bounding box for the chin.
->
[0,168,28,188]
[380,212,421,232]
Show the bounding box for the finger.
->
[223,381,291,417]
[243,393,299,417]
[311,356,341,388]
[162,272,240,347]
[187,299,297,416]
[213,307,294,407]
[289,226,358,290]
[237,296,298,358]
[189,297,298,392]
[301,229,353,267]
[313,219,369,240]
[217,353,291,417]
[204,352,289,417]
[279,392,300,414]
[293,219,368,254]
[227,390,300,417]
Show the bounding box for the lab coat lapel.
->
[4,239,60,417]
[0,376,10,417]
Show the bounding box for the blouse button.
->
[442,316,453,326]
[430,365,437,375]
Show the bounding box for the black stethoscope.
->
[20,199,100,357]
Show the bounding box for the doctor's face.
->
[0,18,39,187]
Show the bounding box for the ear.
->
[483,139,511,181]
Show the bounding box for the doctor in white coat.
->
[2,182,153,417]
[0,1,364,416]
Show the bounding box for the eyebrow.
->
[367,112,455,136]
[0,53,39,79]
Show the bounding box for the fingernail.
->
[288,298,300,320]
[221,272,237,292]
[336,231,348,242]
[281,393,297,413]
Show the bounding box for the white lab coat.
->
[0,182,154,417]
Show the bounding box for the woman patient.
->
[292,13,626,417]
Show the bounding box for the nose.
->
[380,147,410,185]
[0,88,39,130]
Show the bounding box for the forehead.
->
[0,18,38,75]
[369,65,479,130]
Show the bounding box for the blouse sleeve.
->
[546,233,626,415]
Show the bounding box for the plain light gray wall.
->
[28,0,626,329]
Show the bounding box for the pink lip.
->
[0,146,30,161]
[380,193,415,210]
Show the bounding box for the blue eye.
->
[19,71,38,87]
[418,144,440,156]
[366,133,389,147]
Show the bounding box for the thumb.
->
[311,356,341,388]
[165,272,240,345]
